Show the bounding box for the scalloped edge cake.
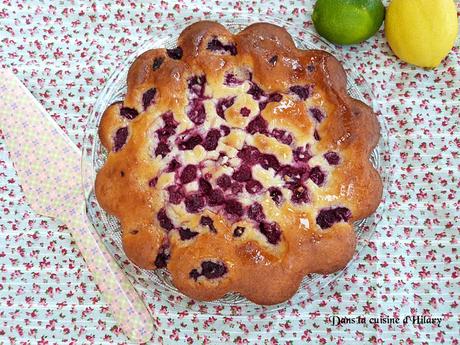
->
[95,21,383,305]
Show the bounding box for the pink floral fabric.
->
[0,1,459,344]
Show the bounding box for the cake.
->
[95,21,383,305]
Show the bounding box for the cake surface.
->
[95,21,383,305]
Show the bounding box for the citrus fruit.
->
[312,0,385,45]
[385,0,458,68]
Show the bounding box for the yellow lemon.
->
[385,0,458,68]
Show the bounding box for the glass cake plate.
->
[82,12,391,316]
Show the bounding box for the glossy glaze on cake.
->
[95,21,383,305]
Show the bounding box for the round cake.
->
[95,21,383,305]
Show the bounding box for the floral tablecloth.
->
[0,0,459,344]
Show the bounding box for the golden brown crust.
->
[95,21,383,305]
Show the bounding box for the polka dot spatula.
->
[0,68,154,343]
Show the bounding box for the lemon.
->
[385,0,458,68]
[312,0,385,45]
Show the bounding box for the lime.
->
[385,0,458,68]
[312,0,385,45]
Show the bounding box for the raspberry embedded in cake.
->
[316,207,352,229]
[324,151,340,165]
[259,221,282,245]
[154,142,170,157]
[200,216,217,233]
[231,182,243,195]
[240,107,251,117]
[198,178,212,195]
[220,125,230,136]
[216,97,236,119]
[268,55,278,65]
[167,159,181,172]
[247,82,265,100]
[260,153,281,171]
[232,165,252,182]
[180,164,197,184]
[207,38,237,55]
[245,179,263,194]
[225,199,244,217]
[314,129,321,141]
[309,107,325,122]
[208,188,225,206]
[152,57,164,71]
[248,202,265,222]
[154,245,170,268]
[148,177,158,187]
[259,92,283,110]
[280,165,308,182]
[247,115,268,134]
[184,193,205,213]
[290,85,310,100]
[157,208,174,231]
[289,182,310,204]
[120,107,139,120]
[188,75,206,98]
[142,88,157,110]
[202,129,221,151]
[271,128,293,145]
[167,185,184,204]
[201,261,228,278]
[224,72,244,86]
[113,127,128,152]
[293,145,311,163]
[179,227,199,240]
[96,21,382,305]
[268,187,283,204]
[187,100,206,125]
[237,146,262,165]
[309,166,326,186]
[178,133,202,151]
[189,260,228,280]
[166,47,183,60]
[216,174,232,189]
[233,226,245,237]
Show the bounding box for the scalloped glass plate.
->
[82,12,391,316]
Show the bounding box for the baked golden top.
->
[95,21,382,305]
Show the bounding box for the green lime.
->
[312,0,385,45]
